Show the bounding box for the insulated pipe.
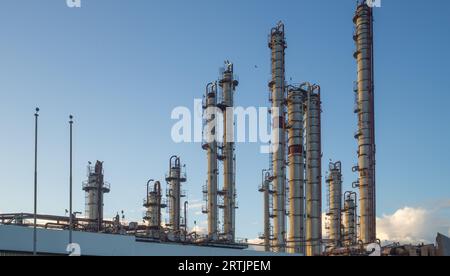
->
[305,85,322,256]
[204,82,219,240]
[286,85,306,254]
[327,161,342,248]
[155,181,162,228]
[353,2,376,244]
[261,169,272,252]
[220,61,238,242]
[184,201,188,234]
[269,21,287,253]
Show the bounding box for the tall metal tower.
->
[269,21,287,253]
[202,82,219,240]
[166,156,187,237]
[143,180,166,236]
[327,161,343,248]
[353,1,376,244]
[286,84,307,254]
[82,161,110,232]
[219,61,239,242]
[305,85,322,256]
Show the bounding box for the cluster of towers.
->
[259,21,323,255]
[142,156,188,240]
[202,61,239,243]
[81,156,189,241]
[79,1,376,255]
[260,1,377,256]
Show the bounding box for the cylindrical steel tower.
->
[327,161,342,248]
[305,85,322,256]
[166,156,187,235]
[343,192,357,246]
[143,180,166,232]
[259,170,272,252]
[268,21,287,253]
[82,161,110,232]
[353,1,376,244]
[287,85,306,254]
[202,82,219,240]
[219,61,238,242]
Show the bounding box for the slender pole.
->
[33,107,39,256]
[69,115,74,246]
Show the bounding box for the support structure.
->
[327,161,343,249]
[305,85,322,256]
[268,21,287,253]
[353,1,376,244]
[82,161,110,232]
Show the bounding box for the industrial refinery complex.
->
[1,1,449,257]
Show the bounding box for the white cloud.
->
[377,206,450,245]
[187,200,203,211]
[247,238,265,252]
[190,221,207,234]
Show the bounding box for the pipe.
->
[261,169,272,252]
[269,21,287,253]
[184,201,188,234]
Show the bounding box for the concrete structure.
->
[0,225,280,256]
[353,1,376,244]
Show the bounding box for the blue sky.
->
[0,0,449,241]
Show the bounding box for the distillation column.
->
[268,21,287,252]
[343,192,357,246]
[353,1,376,244]
[202,82,219,240]
[143,180,166,235]
[219,61,239,242]
[305,85,322,256]
[287,85,306,254]
[166,156,187,236]
[259,170,272,252]
[82,161,110,232]
[327,161,342,248]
